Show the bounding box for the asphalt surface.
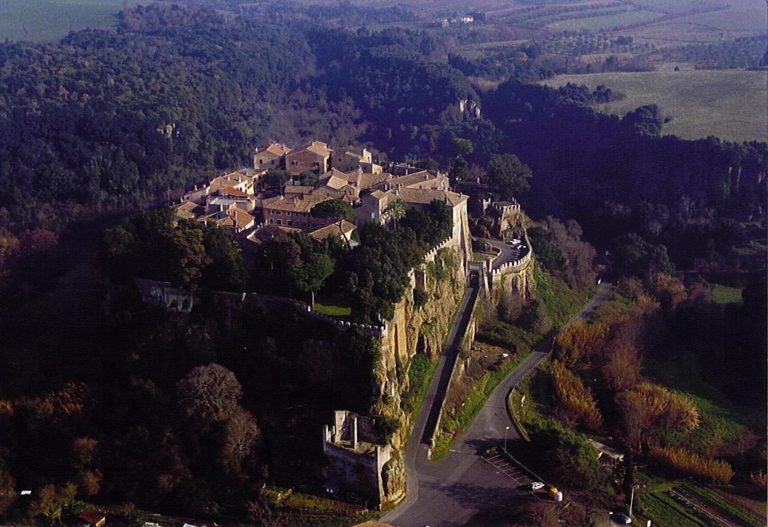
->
[481,238,529,270]
[383,282,615,527]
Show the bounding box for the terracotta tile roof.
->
[175,201,204,220]
[309,220,357,241]
[262,143,292,156]
[220,186,249,198]
[397,187,467,207]
[318,169,350,189]
[284,185,315,196]
[348,170,392,191]
[368,190,391,202]
[299,140,333,157]
[261,195,328,213]
[390,171,448,189]
[228,207,255,230]
[207,170,258,194]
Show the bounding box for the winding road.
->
[382,282,615,527]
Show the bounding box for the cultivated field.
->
[0,0,129,42]
[542,69,768,143]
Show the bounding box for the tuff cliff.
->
[371,244,468,504]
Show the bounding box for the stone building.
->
[323,411,393,507]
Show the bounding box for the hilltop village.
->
[173,140,470,251]
[167,141,533,508]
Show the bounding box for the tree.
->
[219,408,260,476]
[617,382,700,453]
[622,104,663,135]
[311,199,355,249]
[293,250,334,307]
[263,169,291,194]
[200,224,247,292]
[384,198,406,227]
[449,155,468,185]
[176,364,243,424]
[611,232,673,283]
[486,153,532,200]
[27,483,77,523]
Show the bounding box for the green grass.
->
[644,350,765,431]
[546,9,664,32]
[534,263,586,328]
[313,303,352,317]
[636,491,706,527]
[403,354,437,415]
[0,0,132,42]
[681,483,765,527]
[541,69,768,143]
[710,284,744,304]
[471,251,496,262]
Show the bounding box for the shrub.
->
[650,446,734,484]
[550,360,603,430]
[376,415,399,440]
[529,419,603,490]
[553,321,608,369]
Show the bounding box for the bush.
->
[650,446,734,484]
[375,415,399,441]
[529,419,603,490]
[553,321,608,369]
[550,360,603,430]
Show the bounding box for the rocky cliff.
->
[371,245,468,504]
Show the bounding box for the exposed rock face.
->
[371,246,468,504]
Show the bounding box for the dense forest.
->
[0,2,764,522]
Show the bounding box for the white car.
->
[529,481,545,491]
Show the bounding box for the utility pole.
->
[629,483,646,517]
[504,425,510,453]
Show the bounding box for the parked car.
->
[609,511,632,524]
[529,481,545,491]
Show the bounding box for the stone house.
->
[254,143,291,170]
[260,194,335,230]
[286,140,333,175]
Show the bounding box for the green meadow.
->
[542,69,768,143]
[0,0,129,42]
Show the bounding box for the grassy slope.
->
[0,0,129,42]
[541,69,768,143]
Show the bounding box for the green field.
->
[710,284,743,304]
[542,69,768,143]
[546,9,664,32]
[0,0,129,42]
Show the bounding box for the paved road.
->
[481,238,528,270]
[383,282,615,527]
